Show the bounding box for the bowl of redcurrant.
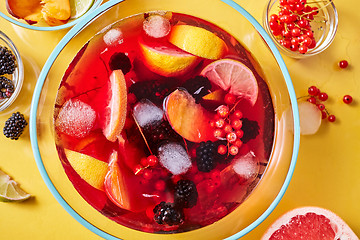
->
[263,0,338,58]
[0,31,24,111]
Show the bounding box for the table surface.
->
[1,0,359,239]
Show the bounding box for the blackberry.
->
[129,80,173,105]
[174,179,198,208]
[241,118,260,144]
[0,46,16,75]
[144,120,180,146]
[181,76,211,102]
[108,52,132,74]
[0,76,14,99]
[196,141,217,172]
[153,201,184,226]
[3,112,27,140]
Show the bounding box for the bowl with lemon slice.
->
[0,0,102,31]
[30,0,300,239]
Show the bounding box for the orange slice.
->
[102,70,127,142]
[201,59,258,106]
[168,25,227,60]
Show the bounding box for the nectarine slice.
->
[165,89,217,142]
[6,0,43,24]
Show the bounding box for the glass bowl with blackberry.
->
[0,31,23,111]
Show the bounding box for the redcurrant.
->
[317,103,325,111]
[229,145,239,156]
[217,145,227,155]
[215,118,225,128]
[318,92,328,101]
[307,96,316,104]
[231,119,243,130]
[328,115,336,122]
[226,132,237,143]
[233,110,243,119]
[339,60,348,69]
[343,95,353,104]
[224,93,237,105]
[147,155,158,166]
[217,105,230,118]
[308,86,319,96]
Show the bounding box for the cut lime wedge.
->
[0,169,30,202]
[69,0,95,19]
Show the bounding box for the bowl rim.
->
[0,0,102,31]
[0,30,24,111]
[29,0,300,239]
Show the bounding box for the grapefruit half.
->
[261,206,359,240]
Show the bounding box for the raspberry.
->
[3,112,27,140]
[196,141,217,172]
[174,179,198,208]
[0,76,14,99]
[153,202,184,226]
[0,46,16,75]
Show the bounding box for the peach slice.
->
[6,0,43,25]
[164,89,217,143]
[64,149,108,190]
[102,70,127,142]
[42,0,71,26]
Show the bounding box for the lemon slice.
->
[69,0,94,19]
[0,169,30,202]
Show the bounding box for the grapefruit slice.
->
[104,150,131,210]
[261,206,359,240]
[168,25,227,60]
[201,59,258,106]
[64,149,108,190]
[139,38,199,77]
[102,70,127,142]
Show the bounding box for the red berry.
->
[270,14,279,22]
[305,30,314,38]
[215,118,225,128]
[343,95,353,104]
[229,145,239,156]
[143,169,153,180]
[155,180,166,191]
[317,103,325,111]
[214,129,225,138]
[224,124,233,133]
[339,60,348,69]
[318,92,328,101]
[231,119,243,130]
[234,139,243,148]
[140,157,148,167]
[226,132,237,143]
[291,27,301,37]
[308,86,319,96]
[217,105,230,118]
[321,111,327,119]
[224,93,237,105]
[291,37,299,46]
[307,96,316,104]
[134,164,144,175]
[235,130,244,138]
[233,110,243,119]
[217,145,227,155]
[298,45,308,54]
[147,155,158,166]
[328,115,336,122]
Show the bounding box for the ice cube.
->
[103,28,124,46]
[158,142,191,175]
[143,15,171,38]
[133,99,164,128]
[55,99,96,138]
[232,151,259,181]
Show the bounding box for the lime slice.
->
[69,0,95,19]
[0,169,30,202]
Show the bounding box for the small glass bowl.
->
[263,0,338,59]
[0,31,23,111]
[0,0,102,31]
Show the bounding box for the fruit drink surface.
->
[54,12,275,233]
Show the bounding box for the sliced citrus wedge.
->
[168,25,227,60]
[64,149,108,190]
[139,38,199,77]
[0,169,30,202]
[201,59,258,106]
[262,206,359,240]
[69,0,94,19]
[102,70,127,142]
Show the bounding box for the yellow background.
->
[0,0,359,239]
